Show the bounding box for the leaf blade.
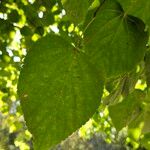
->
[84,0,148,78]
[118,0,150,25]
[61,0,92,24]
[18,35,104,150]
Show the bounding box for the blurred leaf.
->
[104,73,139,105]
[61,0,92,24]
[145,50,150,87]
[90,0,100,10]
[2,55,11,63]
[142,104,150,133]
[128,128,141,141]
[104,76,126,105]
[41,12,55,26]
[18,34,104,149]
[109,90,145,131]
[20,26,33,36]
[8,10,20,23]
[83,7,97,31]
[34,0,56,9]
[35,26,44,36]
[23,5,40,27]
[0,19,14,34]
[141,133,150,149]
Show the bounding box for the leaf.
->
[129,91,150,132]
[40,12,55,26]
[84,0,148,78]
[143,112,150,134]
[141,133,150,150]
[104,76,127,105]
[0,19,13,34]
[20,26,33,36]
[109,90,145,131]
[117,0,150,25]
[8,10,20,23]
[18,35,104,150]
[89,0,100,10]
[145,50,150,87]
[35,26,44,36]
[61,0,92,24]
[83,6,98,30]
[142,103,150,133]
[34,0,56,9]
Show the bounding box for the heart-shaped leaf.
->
[18,35,104,150]
[118,0,150,25]
[84,0,148,78]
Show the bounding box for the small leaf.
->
[18,35,104,149]
[40,12,55,26]
[142,104,150,133]
[109,90,145,131]
[141,133,150,150]
[145,50,150,87]
[61,0,92,24]
[8,10,20,23]
[35,26,44,36]
[84,0,148,78]
[0,19,13,34]
[20,26,33,36]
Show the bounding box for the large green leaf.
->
[117,0,150,25]
[84,0,148,78]
[17,35,104,150]
[109,90,145,131]
[61,0,93,24]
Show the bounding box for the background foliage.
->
[0,0,150,149]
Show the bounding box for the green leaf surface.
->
[40,12,55,26]
[141,133,150,149]
[8,10,20,23]
[142,103,150,133]
[84,0,148,78]
[61,0,92,24]
[117,0,150,25]
[145,50,150,87]
[18,35,104,150]
[128,91,150,132]
[109,90,145,131]
[20,26,33,36]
